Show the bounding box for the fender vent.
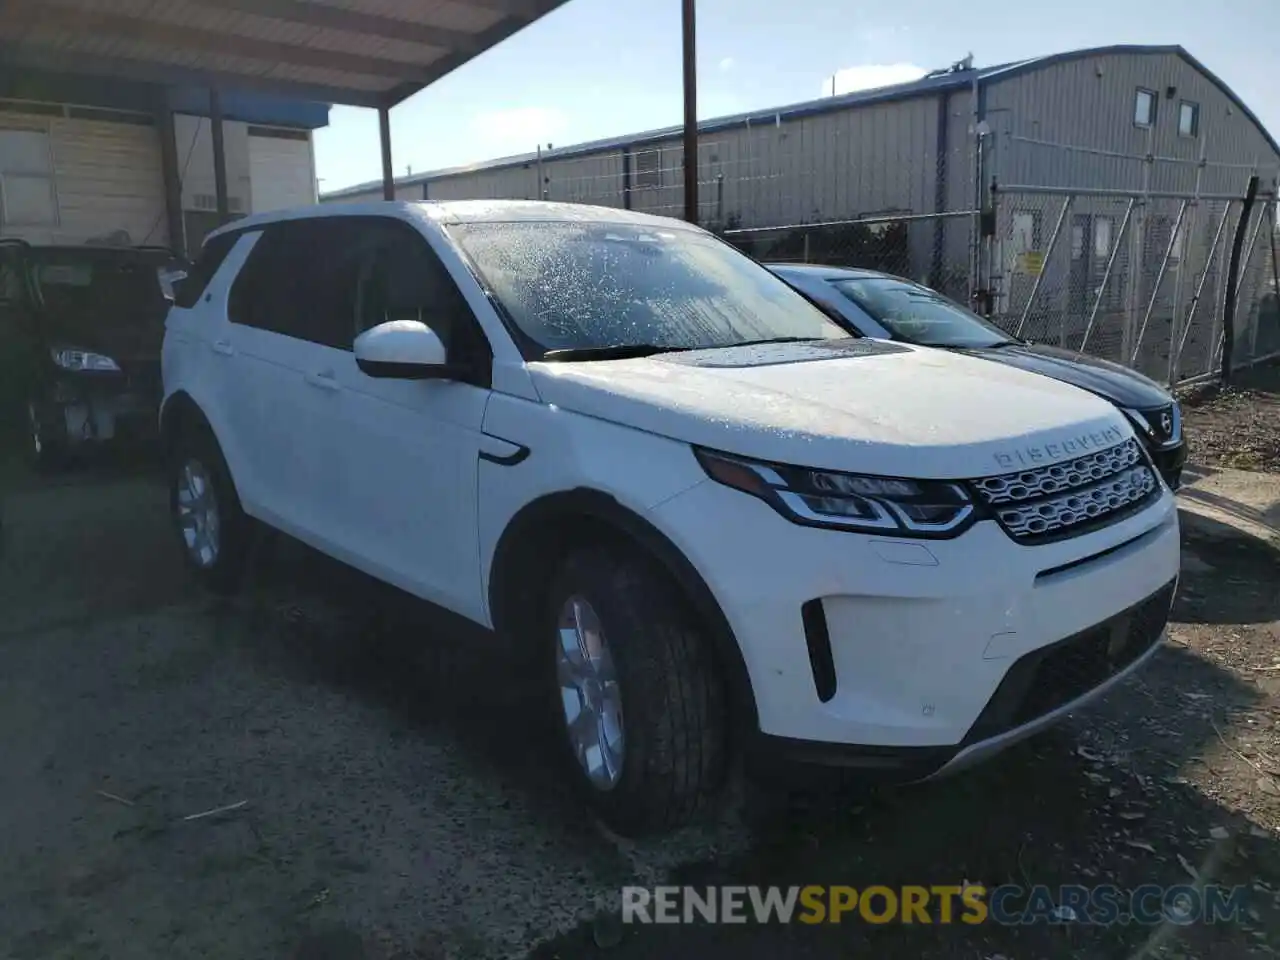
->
[801,599,837,703]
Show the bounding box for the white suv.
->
[160,201,1180,835]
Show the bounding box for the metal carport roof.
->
[0,0,573,110]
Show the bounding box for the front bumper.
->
[48,368,161,446]
[652,479,1180,761]
[1148,440,1187,491]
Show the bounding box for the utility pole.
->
[681,0,698,224]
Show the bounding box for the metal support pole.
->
[1015,194,1072,338]
[620,147,632,210]
[681,0,699,224]
[1210,203,1234,374]
[156,106,185,254]
[1240,198,1269,361]
[1173,202,1232,376]
[209,88,229,224]
[1130,199,1189,367]
[1222,176,1260,383]
[968,74,982,303]
[378,106,394,201]
[1080,198,1135,354]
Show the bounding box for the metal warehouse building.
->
[322,44,1280,223]
[323,43,1280,387]
[0,76,326,254]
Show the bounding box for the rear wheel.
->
[169,427,251,593]
[547,546,727,835]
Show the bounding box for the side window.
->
[228,220,362,349]
[174,231,237,308]
[352,220,487,365]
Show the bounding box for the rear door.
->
[220,218,361,540]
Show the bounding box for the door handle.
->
[210,339,234,356]
[304,370,340,391]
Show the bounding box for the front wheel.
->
[169,428,252,593]
[547,546,728,836]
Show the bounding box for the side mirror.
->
[354,319,453,380]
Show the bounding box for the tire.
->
[546,546,728,835]
[169,426,252,593]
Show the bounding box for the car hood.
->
[528,339,1133,479]
[958,343,1172,409]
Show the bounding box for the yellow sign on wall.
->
[1016,251,1045,275]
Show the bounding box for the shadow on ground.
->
[213,501,1278,959]
[1177,507,1280,625]
[3,450,1278,960]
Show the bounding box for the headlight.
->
[694,448,975,537]
[52,348,120,372]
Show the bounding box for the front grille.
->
[964,579,1176,745]
[970,438,1159,543]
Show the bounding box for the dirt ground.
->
[1180,363,1280,473]
[1,365,1278,960]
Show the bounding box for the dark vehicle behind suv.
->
[0,240,186,467]
[770,263,1188,490]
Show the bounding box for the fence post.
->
[1222,174,1260,385]
[1015,194,1072,338]
[1173,202,1232,382]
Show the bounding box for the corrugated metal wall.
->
[986,51,1280,194]
[248,129,317,213]
[174,113,251,217]
[0,109,167,246]
[322,49,1278,244]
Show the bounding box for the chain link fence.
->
[721,212,977,303]
[991,187,1279,385]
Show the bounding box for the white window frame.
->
[633,148,662,189]
[1134,88,1157,129]
[1178,100,1200,138]
[1094,217,1114,259]
[0,126,58,227]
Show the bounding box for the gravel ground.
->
[1,367,1279,959]
[1180,362,1280,473]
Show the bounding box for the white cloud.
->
[468,106,569,155]
[719,57,735,72]
[828,63,927,96]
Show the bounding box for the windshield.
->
[830,277,1013,348]
[31,253,167,320]
[448,221,850,354]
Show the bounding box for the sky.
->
[313,0,1279,193]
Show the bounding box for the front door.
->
[324,217,492,621]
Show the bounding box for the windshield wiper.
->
[709,336,832,349]
[540,343,692,362]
